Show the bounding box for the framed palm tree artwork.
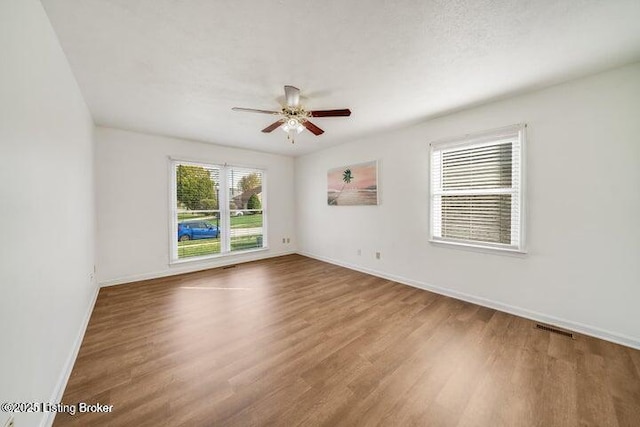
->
[327,160,378,206]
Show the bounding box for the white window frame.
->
[169,158,268,264]
[429,124,526,254]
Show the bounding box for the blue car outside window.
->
[178,221,219,241]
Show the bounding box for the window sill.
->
[429,239,527,256]
[170,246,269,266]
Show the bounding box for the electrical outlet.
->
[282,238,286,244]
[376,252,381,260]
[4,416,15,427]
[357,249,361,256]
[286,238,290,243]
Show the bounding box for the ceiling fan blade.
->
[310,109,351,117]
[261,120,283,133]
[232,107,279,115]
[284,85,300,107]
[303,121,324,136]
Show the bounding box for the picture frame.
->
[327,160,378,206]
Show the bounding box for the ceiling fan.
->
[232,85,351,143]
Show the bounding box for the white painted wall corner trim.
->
[41,286,100,427]
[99,250,296,287]
[298,251,640,351]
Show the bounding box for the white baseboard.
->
[41,285,100,427]
[298,251,640,351]
[99,250,296,287]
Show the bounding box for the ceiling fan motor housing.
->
[282,106,310,124]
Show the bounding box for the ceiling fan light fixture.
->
[282,118,304,134]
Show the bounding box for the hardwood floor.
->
[54,254,640,426]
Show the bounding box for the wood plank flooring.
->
[54,254,640,426]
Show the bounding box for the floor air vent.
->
[535,323,575,339]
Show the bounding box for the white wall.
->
[296,63,640,347]
[95,127,296,284]
[0,1,97,426]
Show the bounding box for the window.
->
[430,124,525,252]
[171,161,265,262]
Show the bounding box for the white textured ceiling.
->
[42,0,640,156]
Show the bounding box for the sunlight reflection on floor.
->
[179,287,253,290]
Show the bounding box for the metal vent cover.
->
[535,323,575,339]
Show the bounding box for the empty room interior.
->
[2,0,640,426]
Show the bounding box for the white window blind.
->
[430,124,525,252]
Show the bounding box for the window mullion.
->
[219,166,231,253]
